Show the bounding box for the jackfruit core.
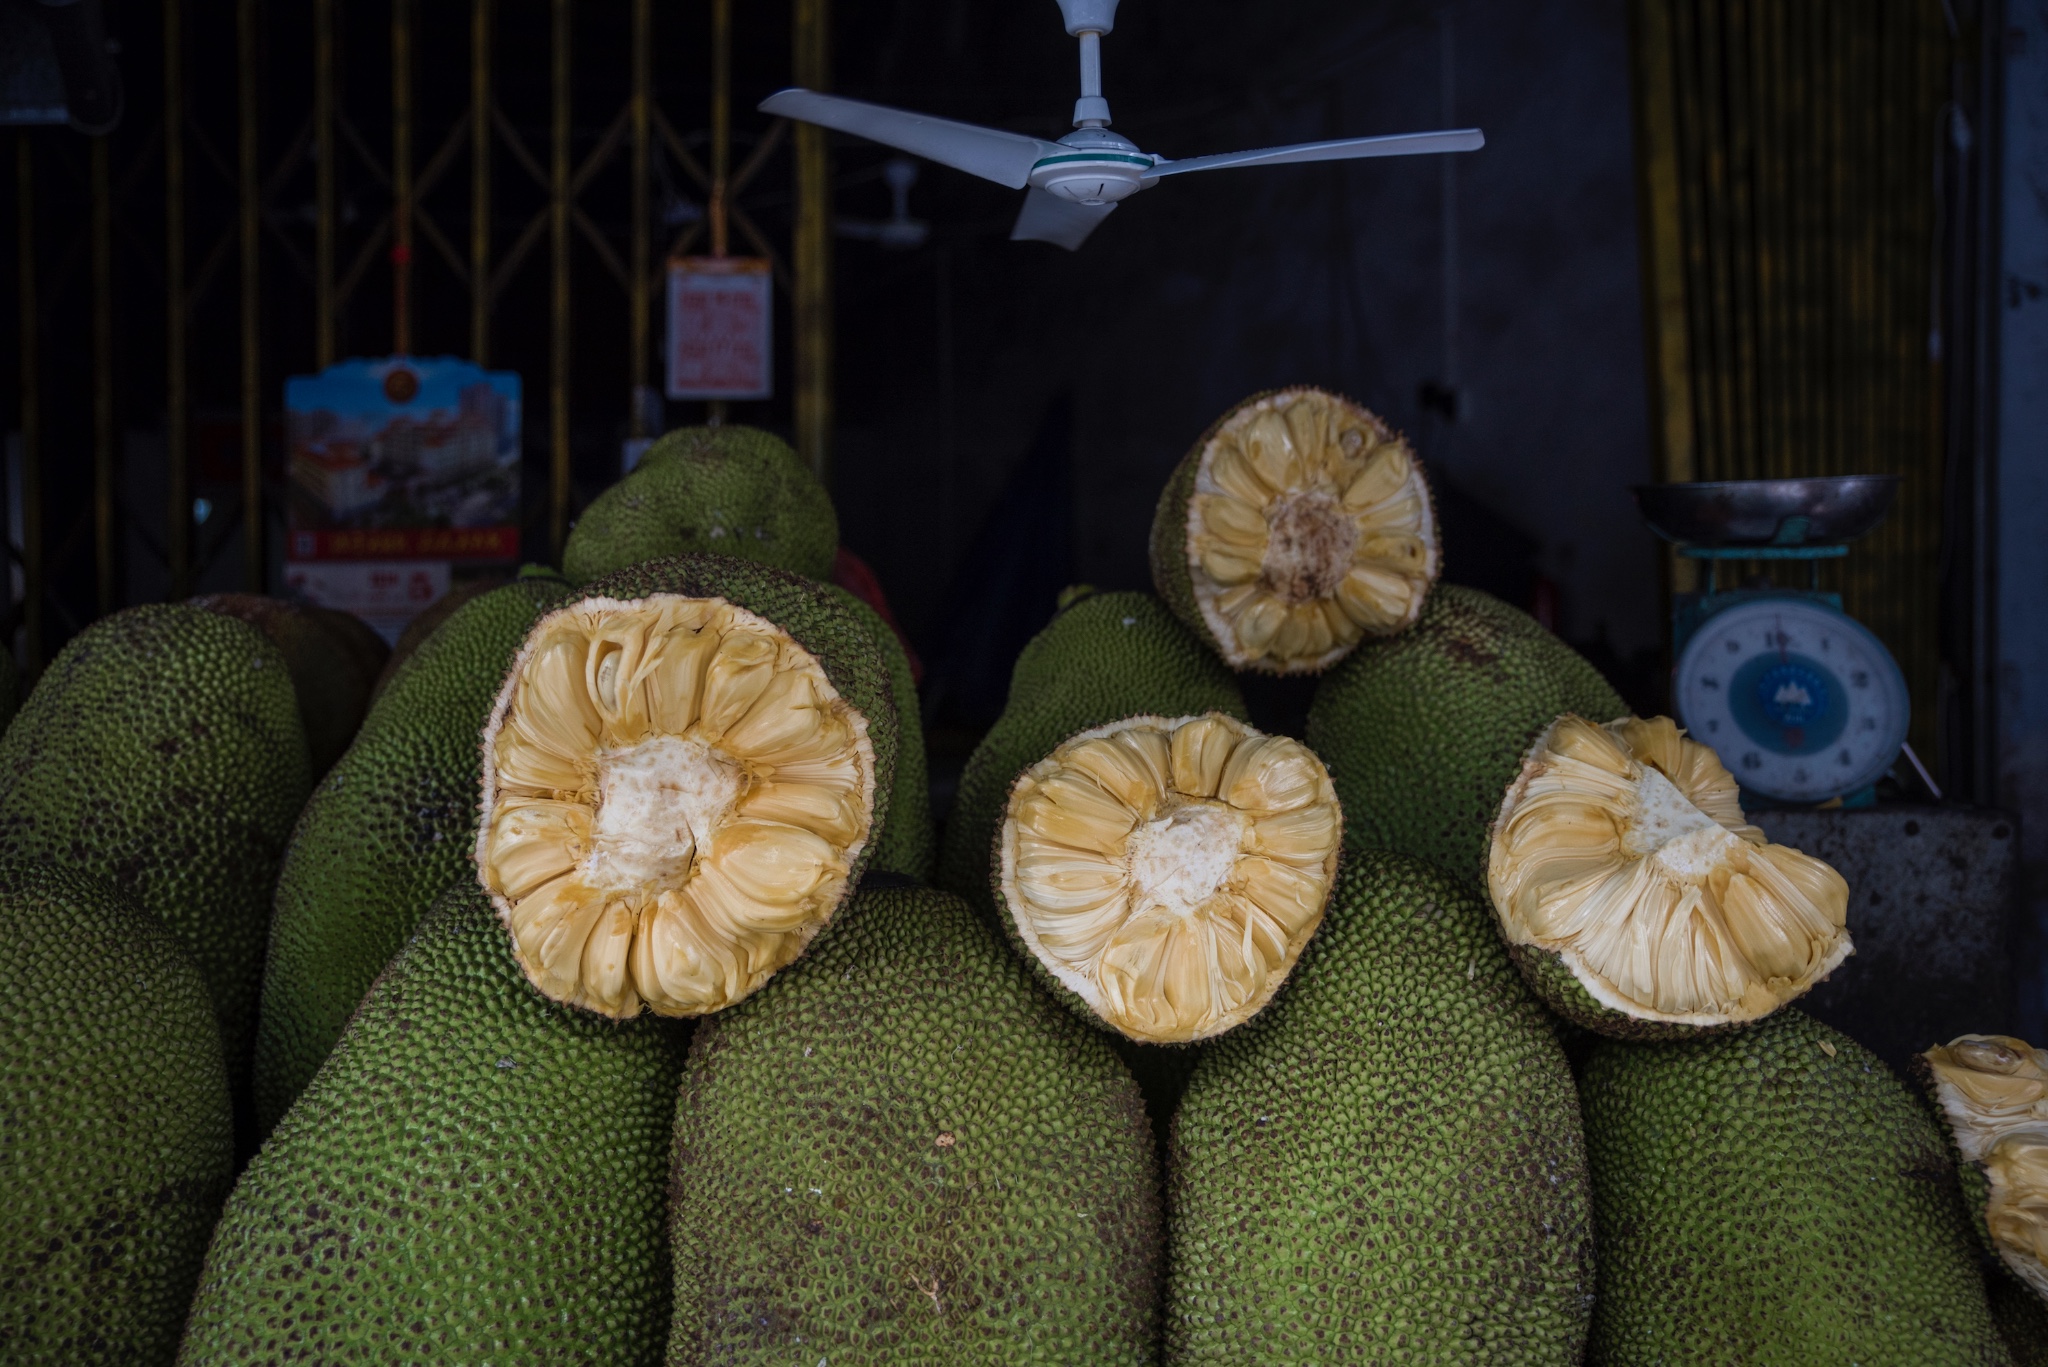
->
[1184,390,1437,673]
[1489,714,1851,1027]
[999,713,1341,1043]
[476,595,875,1019]
[1925,1034,2048,1298]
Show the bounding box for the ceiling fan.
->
[759,0,1484,251]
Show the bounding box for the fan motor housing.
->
[1031,128,1153,205]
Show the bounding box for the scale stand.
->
[1633,477,1911,811]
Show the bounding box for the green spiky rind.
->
[1167,851,1593,1364]
[564,425,839,585]
[0,605,310,1102]
[1577,1010,2010,1366]
[0,862,233,1366]
[1506,940,1726,1042]
[1306,583,1626,882]
[828,585,933,880]
[1147,439,1208,656]
[1990,1267,2048,1367]
[190,594,391,777]
[0,647,17,736]
[574,556,897,907]
[253,574,576,1136]
[181,884,683,1363]
[666,884,1160,1366]
[936,592,1246,917]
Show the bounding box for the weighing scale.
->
[1632,476,1911,809]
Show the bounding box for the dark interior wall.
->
[826,0,1659,676]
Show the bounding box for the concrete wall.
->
[831,0,1658,667]
[1998,0,2048,1036]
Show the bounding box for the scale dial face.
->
[1673,597,1910,804]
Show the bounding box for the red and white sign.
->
[666,256,773,400]
[283,560,451,642]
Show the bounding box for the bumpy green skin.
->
[1306,584,1625,883]
[1168,853,1594,1365]
[830,586,932,880]
[191,594,391,777]
[1578,1010,2011,1366]
[565,425,838,584]
[1990,1270,2048,1367]
[0,647,17,735]
[0,863,233,1366]
[0,606,310,1106]
[252,575,576,1135]
[1147,437,1210,659]
[937,591,1246,916]
[667,884,1160,1366]
[1506,940,1711,1042]
[580,555,897,885]
[180,884,683,1364]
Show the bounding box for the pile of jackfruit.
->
[2,392,2043,1365]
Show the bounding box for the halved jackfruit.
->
[1924,1034,2048,1301]
[1488,714,1851,1035]
[1151,388,1438,675]
[476,594,876,1019]
[997,713,1341,1044]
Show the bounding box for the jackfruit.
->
[996,712,1341,1043]
[1490,714,1851,1037]
[1578,1010,2009,1365]
[937,590,1246,915]
[1167,852,1593,1364]
[833,584,932,879]
[191,593,390,776]
[0,605,310,1121]
[667,881,1160,1366]
[371,574,508,698]
[475,554,895,1020]
[1305,582,1626,877]
[0,863,233,1366]
[564,425,838,584]
[252,572,576,1135]
[178,882,682,1364]
[1924,1034,2048,1347]
[1150,387,1439,675]
[0,646,17,734]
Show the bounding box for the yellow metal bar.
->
[392,0,413,355]
[471,0,492,364]
[165,0,189,598]
[550,0,571,560]
[15,133,42,670]
[92,135,114,617]
[314,0,336,367]
[241,0,263,589]
[793,0,833,483]
[629,0,651,435]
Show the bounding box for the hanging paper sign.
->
[666,256,773,400]
[284,356,521,639]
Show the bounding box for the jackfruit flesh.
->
[1170,389,1437,673]
[1925,1034,2048,1300]
[477,593,876,1019]
[999,712,1340,1043]
[1490,714,1850,1027]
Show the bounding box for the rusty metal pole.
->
[471,0,492,364]
[15,134,42,669]
[793,0,833,483]
[629,0,651,437]
[165,0,190,599]
[314,0,336,367]
[92,135,114,617]
[549,0,571,560]
[240,0,263,589]
[706,0,730,426]
[392,0,413,355]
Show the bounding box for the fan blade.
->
[1143,128,1484,182]
[760,88,1062,190]
[1009,188,1119,251]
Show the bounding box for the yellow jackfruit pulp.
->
[477,593,876,1019]
[1489,714,1850,1031]
[1924,1034,2048,1302]
[998,713,1340,1043]
[1153,388,1438,674]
